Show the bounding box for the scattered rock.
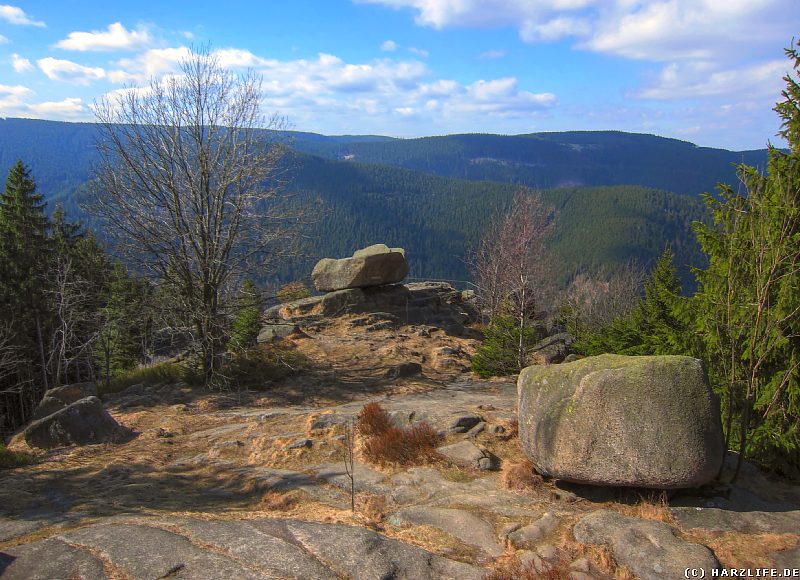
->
[286,438,313,450]
[312,244,409,291]
[384,362,422,379]
[465,421,485,438]
[489,424,506,436]
[437,440,500,471]
[507,513,560,549]
[257,323,299,343]
[308,413,350,430]
[573,510,719,580]
[528,333,575,365]
[518,354,724,488]
[446,413,483,433]
[388,409,429,428]
[536,544,559,561]
[23,396,128,449]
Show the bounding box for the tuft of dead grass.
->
[357,402,393,437]
[681,530,800,569]
[260,490,302,511]
[362,422,440,466]
[356,402,440,466]
[483,553,572,580]
[622,490,676,525]
[502,459,544,492]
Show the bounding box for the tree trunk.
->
[35,311,49,395]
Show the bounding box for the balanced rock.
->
[24,396,127,449]
[312,244,408,292]
[518,354,724,488]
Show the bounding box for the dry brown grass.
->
[483,553,572,579]
[357,493,388,528]
[682,530,800,569]
[260,490,302,511]
[356,402,393,437]
[502,459,545,492]
[356,402,440,466]
[622,491,676,525]
[362,422,440,466]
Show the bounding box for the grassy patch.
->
[485,553,572,579]
[0,443,33,469]
[222,344,310,389]
[102,362,185,395]
[502,459,545,492]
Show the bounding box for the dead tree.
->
[470,189,557,369]
[92,46,306,386]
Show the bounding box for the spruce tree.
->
[228,280,263,352]
[0,161,51,390]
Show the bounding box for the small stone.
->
[537,544,559,561]
[489,424,506,436]
[517,550,543,570]
[466,422,486,438]
[499,522,522,540]
[447,413,483,433]
[508,514,560,549]
[287,438,313,450]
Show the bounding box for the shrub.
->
[362,422,440,466]
[222,344,309,389]
[357,402,393,437]
[228,279,263,352]
[471,314,541,378]
[0,444,32,469]
[356,402,439,466]
[277,281,311,303]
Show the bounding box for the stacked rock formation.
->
[262,244,479,337]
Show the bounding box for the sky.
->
[0,1,798,150]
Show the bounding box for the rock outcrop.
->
[312,244,409,292]
[24,396,127,449]
[517,354,724,488]
[31,382,97,420]
[573,510,719,579]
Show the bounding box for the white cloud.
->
[356,0,797,64]
[0,4,45,26]
[38,57,106,85]
[55,22,152,52]
[0,83,33,98]
[112,46,191,83]
[0,34,7,44]
[478,49,506,60]
[26,97,85,118]
[636,60,788,100]
[409,46,429,57]
[380,39,398,51]
[11,53,32,72]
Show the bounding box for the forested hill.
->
[0,117,711,288]
[286,154,708,289]
[287,130,770,196]
[1,118,769,200]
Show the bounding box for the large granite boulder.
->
[30,382,98,420]
[312,244,408,291]
[517,354,724,488]
[24,396,127,449]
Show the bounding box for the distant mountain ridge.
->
[0,118,747,289]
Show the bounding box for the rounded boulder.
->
[517,354,724,488]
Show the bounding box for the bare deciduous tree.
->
[92,46,304,385]
[562,261,647,341]
[470,189,557,369]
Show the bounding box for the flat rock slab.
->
[671,506,800,534]
[0,517,483,580]
[0,518,43,542]
[310,461,390,494]
[388,506,504,558]
[573,510,719,580]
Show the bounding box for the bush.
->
[221,344,309,389]
[471,315,541,378]
[277,281,311,303]
[356,402,440,466]
[357,402,393,437]
[228,279,263,352]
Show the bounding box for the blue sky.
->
[0,1,798,150]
